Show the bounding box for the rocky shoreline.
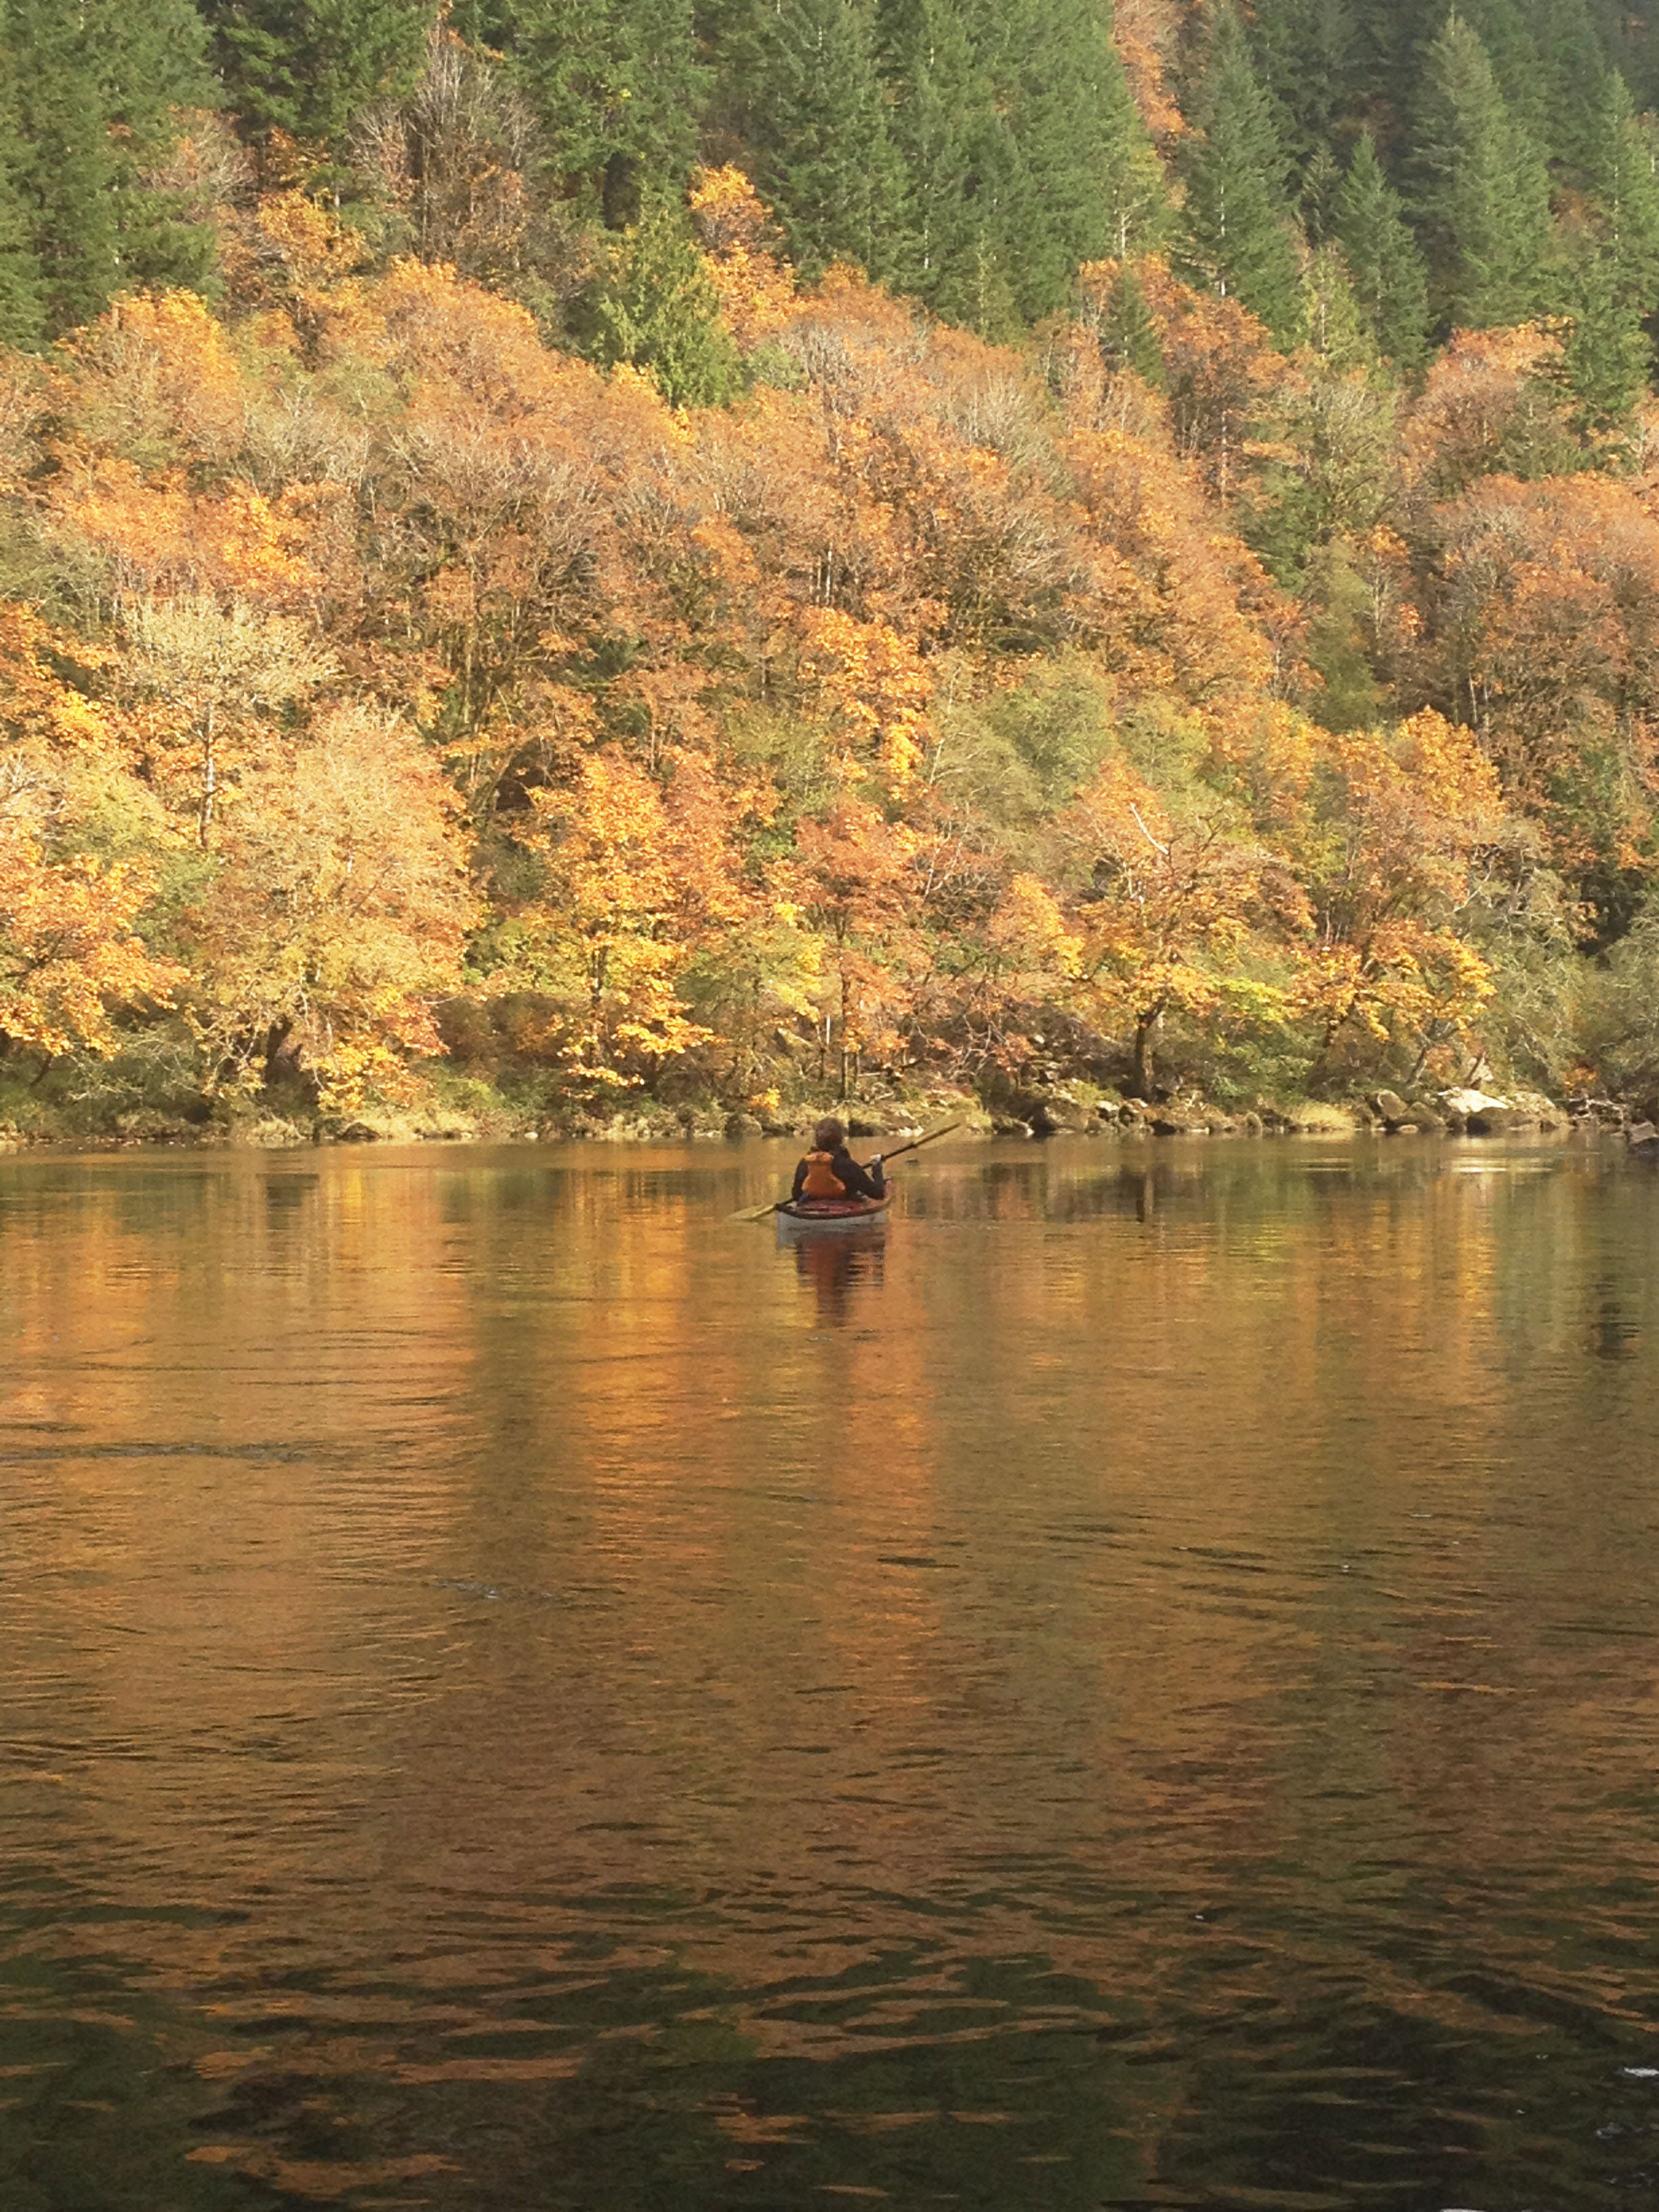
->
[2,1081,1652,1153]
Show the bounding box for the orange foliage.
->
[0,828,180,1056]
[1427,472,1659,872]
[0,242,1626,1112]
[689,167,798,346]
[1294,711,1506,1075]
[1399,327,1572,501]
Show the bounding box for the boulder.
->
[1467,1105,1519,1136]
[1023,1093,1095,1137]
[723,1111,762,1139]
[1439,1086,1511,1120]
[1508,1087,1562,1131]
[1628,1121,1659,1151]
[1366,1090,1443,1134]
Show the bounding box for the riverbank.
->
[0,1074,1602,1151]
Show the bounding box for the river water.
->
[3,1135,1659,2211]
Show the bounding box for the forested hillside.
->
[6,0,1659,1136]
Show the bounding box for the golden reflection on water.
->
[4,1138,1659,2211]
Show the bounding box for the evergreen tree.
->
[1303,239,1371,369]
[877,0,995,314]
[1348,0,1441,163]
[1452,0,1546,147]
[5,0,117,333]
[1097,258,1164,384]
[0,58,42,349]
[582,199,739,406]
[1412,12,1552,332]
[478,0,706,221]
[0,0,214,337]
[1246,0,1360,171]
[1559,247,1652,432]
[1175,3,1304,346]
[1334,133,1427,369]
[94,0,221,299]
[1521,0,1607,174]
[202,0,436,146]
[967,0,1162,319]
[1584,70,1659,304]
[721,0,907,283]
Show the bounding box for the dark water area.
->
[5,1134,1659,2211]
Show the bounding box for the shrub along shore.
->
[0,1077,1607,1153]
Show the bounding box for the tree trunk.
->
[1128,1002,1163,1101]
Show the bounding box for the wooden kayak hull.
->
[774,1196,893,1235]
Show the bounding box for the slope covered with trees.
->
[5,0,1659,1136]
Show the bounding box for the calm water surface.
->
[4,1135,1659,2211]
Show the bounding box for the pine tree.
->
[583,199,739,405]
[1174,3,1304,346]
[1559,246,1652,432]
[1349,0,1441,163]
[7,0,117,333]
[1246,0,1361,171]
[94,0,220,299]
[1303,240,1371,369]
[1097,258,1164,384]
[0,0,216,338]
[1521,0,1607,174]
[966,0,1162,320]
[1334,133,1428,369]
[483,0,706,220]
[1452,0,1546,147]
[728,0,907,283]
[0,58,42,349]
[1584,70,1659,305]
[877,0,992,312]
[202,0,436,146]
[1412,12,1552,332]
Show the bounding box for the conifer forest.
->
[7,0,1659,1136]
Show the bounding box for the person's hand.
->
[870,1154,884,1171]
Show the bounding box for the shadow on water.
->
[4,1136,1659,2209]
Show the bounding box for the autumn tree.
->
[0,601,182,1061]
[180,704,476,1102]
[1062,736,1305,1098]
[488,740,714,1092]
[1294,710,1507,1086]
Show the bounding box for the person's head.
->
[813,1116,845,1152]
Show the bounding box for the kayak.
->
[774,1195,893,1235]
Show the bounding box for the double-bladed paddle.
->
[729,1120,962,1223]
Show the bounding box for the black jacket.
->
[791,1146,887,1202]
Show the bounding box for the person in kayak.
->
[791,1117,888,1206]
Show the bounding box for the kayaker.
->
[791,1117,888,1206]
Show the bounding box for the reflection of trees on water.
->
[9,1141,1659,2209]
[790,1230,886,1324]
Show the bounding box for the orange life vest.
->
[800,1150,846,1198]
